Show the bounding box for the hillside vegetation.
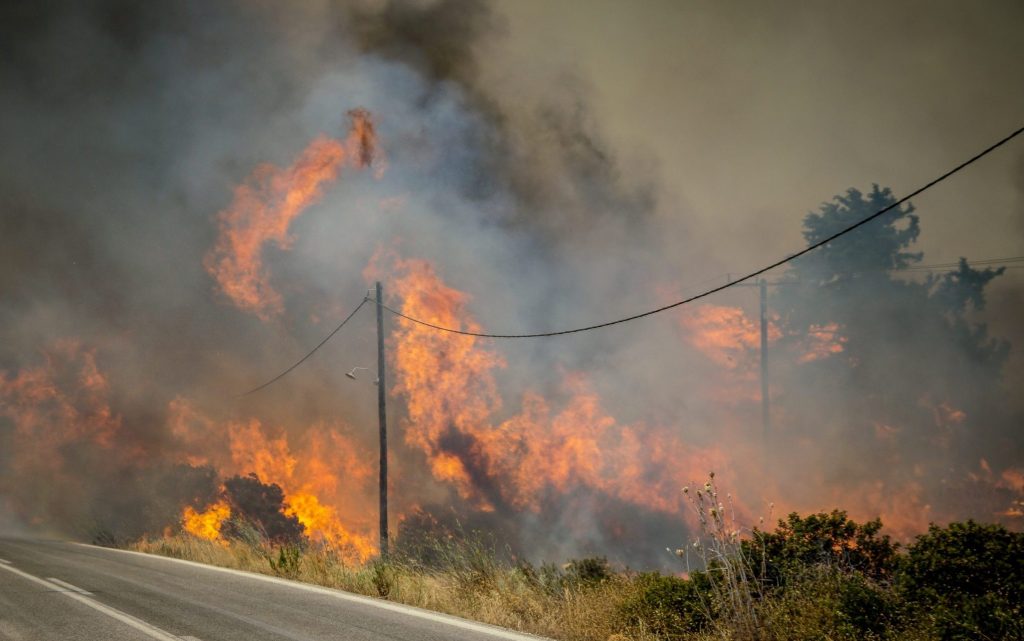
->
[129,480,1023,641]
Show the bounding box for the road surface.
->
[0,538,545,641]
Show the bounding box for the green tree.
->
[772,185,1011,513]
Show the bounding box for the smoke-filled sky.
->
[1,0,1022,568]
[493,0,1024,363]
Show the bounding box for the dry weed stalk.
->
[680,473,768,640]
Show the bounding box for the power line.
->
[239,297,368,397]
[898,256,1024,271]
[768,255,1024,282]
[380,125,1024,338]
[908,264,1024,272]
[238,125,1023,393]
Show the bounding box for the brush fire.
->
[1,119,1020,566]
[1,3,1022,582]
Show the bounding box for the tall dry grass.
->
[128,476,949,641]
[129,533,661,641]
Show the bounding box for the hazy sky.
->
[495,0,1023,259]
[486,0,1024,368]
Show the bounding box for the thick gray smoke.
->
[1,0,1021,568]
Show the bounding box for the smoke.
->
[1,0,1021,568]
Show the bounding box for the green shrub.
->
[899,520,1024,640]
[833,571,900,638]
[564,557,614,586]
[516,561,567,596]
[269,545,302,579]
[371,560,396,598]
[743,510,899,585]
[759,566,901,641]
[618,572,711,637]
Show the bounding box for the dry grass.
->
[127,475,952,641]
[128,534,657,641]
[129,529,945,641]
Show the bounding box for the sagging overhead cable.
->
[378,125,1024,338]
[239,297,368,396]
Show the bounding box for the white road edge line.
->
[46,577,93,596]
[0,562,182,641]
[75,543,549,641]
[0,558,11,564]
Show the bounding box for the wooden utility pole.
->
[375,281,389,559]
[759,278,770,441]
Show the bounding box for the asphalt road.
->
[0,538,545,641]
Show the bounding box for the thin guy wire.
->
[378,124,1024,338]
[239,297,368,396]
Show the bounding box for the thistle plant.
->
[679,473,768,640]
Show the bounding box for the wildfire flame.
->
[182,500,231,542]
[230,420,376,560]
[678,304,779,369]
[174,412,376,562]
[373,252,730,519]
[3,252,1020,562]
[0,340,120,450]
[799,323,847,363]
[2,316,1021,560]
[204,109,379,319]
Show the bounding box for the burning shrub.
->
[84,463,221,546]
[222,473,305,545]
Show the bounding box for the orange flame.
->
[675,304,779,406]
[205,109,379,319]
[375,253,729,518]
[0,341,123,481]
[375,256,503,501]
[225,420,376,562]
[182,500,231,542]
[678,304,778,369]
[799,323,846,363]
[169,399,377,561]
[1000,468,1024,494]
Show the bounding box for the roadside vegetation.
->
[126,475,1023,641]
